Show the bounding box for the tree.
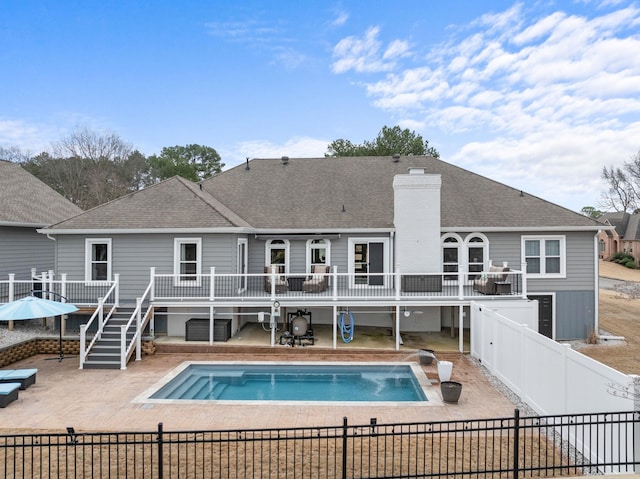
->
[148,144,224,182]
[21,126,150,209]
[580,206,603,219]
[601,151,640,212]
[0,146,32,163]
[326,125,440,158]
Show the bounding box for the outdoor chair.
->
[0,382,21,408]
[264,265,288,293]
[472,265,510,295]
[0,368,38,390]
[303,265,330,293]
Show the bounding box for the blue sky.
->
[1,0,639,213]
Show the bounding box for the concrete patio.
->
[0,345,518,433]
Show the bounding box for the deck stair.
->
[83,305,137,370]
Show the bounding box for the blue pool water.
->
[150,364,427,402]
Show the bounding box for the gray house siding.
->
[247,233,390,275]
[55,233,241,303]
[555,290,595,340]
[1,226,55,279]
[483,230,597,341]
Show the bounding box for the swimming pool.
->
[141,362,434,404]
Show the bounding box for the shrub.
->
[612,252,635,265]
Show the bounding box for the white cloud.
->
[330,10,349,28]
[0,118,60,155]
[335,1,640,209]
[223,136,330,168]
[331,26,410,74]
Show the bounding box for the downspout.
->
[46,233,57,269]
[594,232,599,336]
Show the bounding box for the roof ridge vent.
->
[281,156,289,165]
[392,153,400,162]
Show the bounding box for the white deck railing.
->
[79,275,120,369]
[149,266,526,303]
[0,269,119,307]
[120,277,154,369]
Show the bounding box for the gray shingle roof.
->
[0,160,82,225]
[203,156,602,230]
[47,176,250,230]
[601,212,633,239]
[44,155,603,232]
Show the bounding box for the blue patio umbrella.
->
[0,295,79,361]
[0,296,78,321]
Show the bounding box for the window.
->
[265,239,289,273]
[465,234,488,280]
[307,239,330,273]
[522,236,565,277]
[441,234,461,281]
[85,239,112,282]
[348,238,389,287]
[174,238,202,285]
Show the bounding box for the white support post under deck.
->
[332,305,337,349]
[395,305,401,351]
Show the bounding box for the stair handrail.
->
[79,275,120,369]
[120,280,154,369]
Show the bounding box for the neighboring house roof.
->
[46,176,250,230]
[43,155,604,232]
[0,160,82,226]
[602,211,640,241]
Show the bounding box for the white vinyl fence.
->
[470,302,639,473]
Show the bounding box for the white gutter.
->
[443,225,611,233]
[38,227,396,235]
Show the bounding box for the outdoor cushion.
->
[0,368,37,390]
[0,382,21,408]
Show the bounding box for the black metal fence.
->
[1,410,638,478]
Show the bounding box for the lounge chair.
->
[303,265,330,293]
[0,368,38,390]
[472,266,510,295]
[264,265,288,294]
[0,382,21,408]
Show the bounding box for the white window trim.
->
[441,233,463,282]
[85,238,112,283]
[265,239,290,274]
[306,239,331,274]
[465,233,489,278]
[521,235,566,278]
[174,237,202,286]
[347,237,390,288]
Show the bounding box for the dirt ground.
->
[578,261,640,374]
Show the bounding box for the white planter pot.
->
[437,360,453,382]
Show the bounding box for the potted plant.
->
[440,381,462,403]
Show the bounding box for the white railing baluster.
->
[332,266,338,300]
[120,325,127,369]
[60,274,67,302]
[210,267,215,301]
[114,273,120,307]
[8,273,14,302]
[98,297,104,329]
[150,267,156,301]
[521,261,528,298]
[79,324,87,369]
[395,270,401,301]
[136,297,142,361]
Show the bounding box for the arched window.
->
[465,234,488,280]
[306,239,330,273]
[441,234,462,281]
[265,239,290,273]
